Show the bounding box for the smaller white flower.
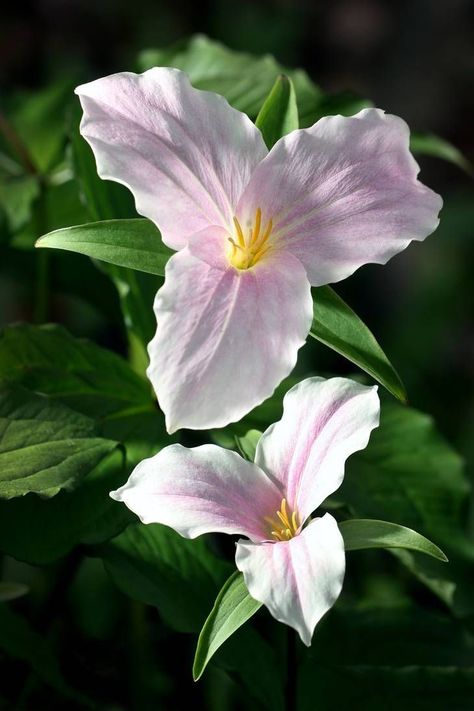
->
[111,377,380,645]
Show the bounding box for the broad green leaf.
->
[411,132,473,175]
[342,403,469,545]
[339,518,447,561]
[310,285,407,402]
[235,429,262,461]
[0,386,117,499]
[0,323,151,418]
[101,522,231,633]
[0,449,132,564]
[193,571,262,681]
[36,219,173,276]
[255,75,298,148]
[341,402,474,616]
[0,604,92,706]
[137,34,323,126]
[0,582,28,602]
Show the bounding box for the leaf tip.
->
[192,662,203,682]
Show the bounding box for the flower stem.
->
[285,626,298,711]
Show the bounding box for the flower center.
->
[227,207,273,270]
[264,498,300,542]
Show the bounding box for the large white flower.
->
[76,69,441,432]
[111,376,380,645]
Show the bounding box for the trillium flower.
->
[76,68,441,432]
[110,377,380,645]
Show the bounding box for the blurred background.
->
[0,1,473,708]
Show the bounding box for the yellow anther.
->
[265,498,300,542]
[228,208,274,270]
[233,216,246,248]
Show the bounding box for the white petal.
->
[110,443,281,541]
[76,68,267,250]
[255,377,380,521]
[236,108,442,285]
[147,230,313,432]
[236,514,345,645]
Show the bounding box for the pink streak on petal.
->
[147,231,313,432]
[255,377,380,522]
[236,108,442,286]
[236,514,345,645]
[75,68,267,250]
[110,443,281,542]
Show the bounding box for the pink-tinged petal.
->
[147,231,313,432]
[236,514,345,645]
[75,68,267,250]
[110,443,281,541]
[236,108,442,285]
[255,377,380,522]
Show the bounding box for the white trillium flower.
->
[111,376,380,645]
[76,68,441,432]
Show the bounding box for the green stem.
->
[285,627,298,711]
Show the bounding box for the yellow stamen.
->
[233,216,246,248]
[228,207,274,270]
[265,498,300,542]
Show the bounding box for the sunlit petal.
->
[236,108,442,285]
[76,68,267,250]
[255,377,380,521]
[111,443,281,542]
[236,514,345,645]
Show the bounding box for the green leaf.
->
[101,522,231,633]
[235,429,262,461]
[342,402,469,545]
[255,75,298,148]
[36,219,173,276]
[341,402,474,616]
[340,518,447,561]
[0,449,132,564]
[0,582,29,602]
[310,285,407,402]
[0,386,117,499]
[193,571,262,681]
[411,132,473,175]
[0,323,151,418]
